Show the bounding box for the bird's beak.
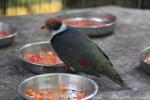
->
[41,25,46,29]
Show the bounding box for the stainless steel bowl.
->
[18,73,98,100]
[139,47,150,73]
[18,41,65,74]
[0,22,17,47]
[60,13,116,37]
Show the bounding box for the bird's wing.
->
[95,43,113,66]
[95,44,109,60]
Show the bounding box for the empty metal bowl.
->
[18,73,98,100]
[139,47,150,73]
[59,13,116,37]
[18,41,65,74]
[0,22,17,47]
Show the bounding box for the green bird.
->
[42,18,128,88]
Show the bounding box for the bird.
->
[41,18,129,88]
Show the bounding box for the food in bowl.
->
[64,18,105,27]
[0,31,10,37]
[18,42,66,73]
[18,73,98,100]
[24,86,86,100]
[23,50,62,65]
[59,13,116,36]
[138,47,150,73]
[143,52,150,64]
[0,22,17,47]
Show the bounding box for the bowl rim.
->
[18,73,98,100]
[18,41,64,67]
[62,13,116,28]
[0,22,17,39]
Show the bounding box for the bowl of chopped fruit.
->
[59,13,116,37]
[139,47,150,73]
[0,22,17,47]
[18,73,98,100]
[18,41,66,74]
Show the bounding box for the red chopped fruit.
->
[0,31,9,37]
[65,19,105,27]
[23,51,62,65]
[143,52,150,64]
[34,94,43,100]
[144,56,150,64]
[24,87,86,100]
[24,88,36,96]
[58,86,68,93]
[76,92,86,99]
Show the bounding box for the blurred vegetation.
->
[0,0,148,16]
[64,0,139,8]
[0,0,62,16]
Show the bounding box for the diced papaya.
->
[76,92,86,99]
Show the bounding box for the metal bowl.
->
[0,22,17,47]
[59,13,116,37]
[18,41,65,74]
[18,73,98,100]
[139,47,150,73]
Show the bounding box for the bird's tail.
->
[105,70,130,89]
[100,65,130,89]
